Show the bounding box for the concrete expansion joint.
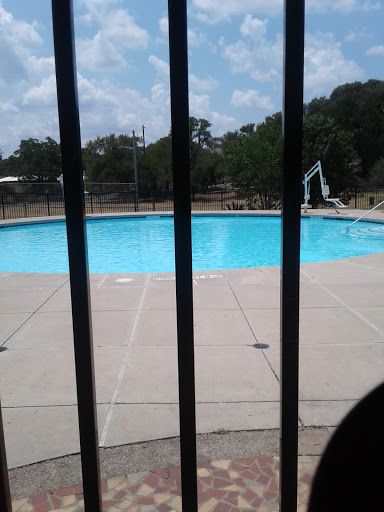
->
[99,274,151,447]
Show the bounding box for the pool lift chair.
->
[302,161,347,214]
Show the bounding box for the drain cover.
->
[253,343,269,350]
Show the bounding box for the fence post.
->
[51,1,102,510]
[46,192,51,216]
[280,0,304,511]
[23,194,27,218]
[168,0,198,509]
[0,397,12,512]
[90,192,93,214]
[1,194,4,220]
[221,190,223,210]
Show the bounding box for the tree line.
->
[1,79,383,204]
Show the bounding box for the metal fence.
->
[1,186,384,220]
[0,1,373,512]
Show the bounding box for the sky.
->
[0,0,383,157]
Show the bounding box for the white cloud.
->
[22,74,57,106]
[209,112,238,135]
[362,0,381,10]
[366,44,384,55]
[188,28,207,47]
[221,17,364,98]
[192,0,282,20]
[77,34,126,72]
[151,82,169,108]
[159,16,168,34]
[26,56,55,78]
[0,101,18,113]
[188,93,237,134]
[231,89,274,110]
[345,31,357,42]
[221,29,282,82]
[149,55,217,92]
[189,91,210,118]
[0,5,43,84]
[304,33,364,95]
[344,26,371,42]
[148,55,169,77]
[240,15,268,42]
[192,0,381,21]
[189,74,218,92]
[310,0,381,11]
[101,10,149,49]
[0,6,42,48]
[311,0,381,11]
[75,2,149,73]
[78,0,120,20]
[158,16,206,48]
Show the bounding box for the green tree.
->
[369,157,384,184]
[1,154,19,177]
[223,114,282,209]
[305,80,384,176]
[11,137,61,181]
[239,123,256,137]
[138,135,172,193]
[189,117,214,182]
[191,147,223,190]
[83,133,141,183]
[302,115,357,206]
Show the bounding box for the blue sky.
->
[0,0,383,157]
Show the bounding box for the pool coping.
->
[1,207,384,228]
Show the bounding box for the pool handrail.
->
[346,200,384,231]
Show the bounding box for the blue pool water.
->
[0,216,383,273]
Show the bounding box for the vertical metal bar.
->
[133,131,138,212]
[280,1,305,511]
[51,2,102,511]
[168,1,198,511]
[47,192,51,216]
[0,398,12,512]
[1,194,4,220]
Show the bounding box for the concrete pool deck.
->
[0,208,384,472]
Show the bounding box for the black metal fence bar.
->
[280,1,305,511]
[168,0,198,511]
[0,398,12,512]
[51,2,102,511]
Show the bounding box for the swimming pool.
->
[0,215,383,273]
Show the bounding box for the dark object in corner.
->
[308,381,384,512]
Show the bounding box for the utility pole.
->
[142,125,146,153]
[132,130,138,212]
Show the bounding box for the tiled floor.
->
[12,455,317,512]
